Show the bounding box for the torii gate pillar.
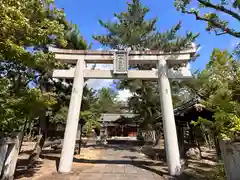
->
[58,59,85,173]
[158,58,181,176]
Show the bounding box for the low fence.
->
[0,133,22,180]
[142,130,156,142]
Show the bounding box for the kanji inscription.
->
[113,50,128,74]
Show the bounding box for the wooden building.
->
[157,98,214,156]
[100,113,139,137]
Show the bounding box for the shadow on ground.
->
[71,156,168,177]
[14,159,43,179]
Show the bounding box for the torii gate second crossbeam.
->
[49,47,197,176]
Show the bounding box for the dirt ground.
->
[15,142,102,180]
[140,144,220,179]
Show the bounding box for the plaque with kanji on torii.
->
[113,50,129,74]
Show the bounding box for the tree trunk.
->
[28,110,47,164]
[208,133,215,149]
[152,130,156,142]
[19,117,28,152]
[154,130,163,147]
[214,134,221,157]
[28,134,45,164]
[203,132,209,147]
[193,127,202,159]
[121,125,124,137]
[177,126,185,157]
[78,125,83,154]
[27,119,33,141]
[189,125,195,144]
[154,137,161,147]
[196,138,203,159]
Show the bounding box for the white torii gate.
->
[50,47,196,176]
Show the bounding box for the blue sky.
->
[55,0,238,71]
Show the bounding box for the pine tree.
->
[58,23,88,50]
[93,0,198,51]
[93,0,198,133]
[93,0,156,50]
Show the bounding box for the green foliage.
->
[0,0,67,73]
[190,49,240,140]
[174,0,240,55]
[81,110,100,135]
[0,76,56,135]
[93,87,122,113]
[207,162,225,180]
[59,23,88,50]
[50,106,68,124]
[116,80,161,128]
[81,87,124,134]
[0,0,89,136]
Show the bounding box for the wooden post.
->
[58,59,85,173]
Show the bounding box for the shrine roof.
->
[156,97,213,122]
[101,113,138,122]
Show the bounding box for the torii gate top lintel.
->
[49,46,197,65]
[49,46,196,56]
[50,46,197,80]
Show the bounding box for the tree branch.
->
[197,0,240,22]
[214,29,227,36]
[184,10,240,38]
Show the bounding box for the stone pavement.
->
[75,145,168,180]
